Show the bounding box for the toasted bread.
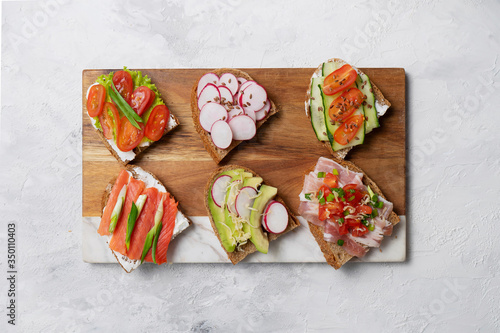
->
[191,69,278,164]
[204,165,300,264]
[303,158,400,269]
[305,58,391,160]
[100,165,192,272]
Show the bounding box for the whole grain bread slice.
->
[304,58,391,160]
[100,165,192,272]
[303,158,400,269]
[191,69,278,164]
[204,165,300,264]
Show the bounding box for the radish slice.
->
[228,115,256,141]
[199,103,227,132]
[218,86,234,106]
[227,105,245,121]
[237,77,247,87]
[236,81,256,105]
[235,186,258,220]
[210,120,233,149]
[198,83,221,110]
[244,109,256,123]
[262,200,288,234]
[255,99,271,121]
[211,175,232,207]
[240,83,267,113]
[197,73,219,97]
[218,73,238,96]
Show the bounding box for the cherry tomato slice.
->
[145,105,170,141]
[116,116,145,152]
[351,224,369,237]
[99,102,121,140]
[87,84,106,117]
[112,71,134,104]
[334,115,364,145]
[328,88,365,123]
[323,64,357,96]
[324,173,339,188]
[131,86,153,116]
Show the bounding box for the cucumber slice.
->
[309,77,328,141]
[356,72,379,134]
[322,61,340,76]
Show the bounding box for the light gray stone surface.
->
[1,0,500,332]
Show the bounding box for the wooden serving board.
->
[82,68,405,220]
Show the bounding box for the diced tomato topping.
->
[318,205,329,221]
[357,205,372,215]
[351,224,369,237]
[343,184,364,206]
[324,201,344,217]
[338,221,349,235]
[324,173,339,188]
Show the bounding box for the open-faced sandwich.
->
[205,165,300,264]
[306,59,391,159]
[191,69,278,164]
[299,157,400,269]
[98,166,191,272]
[86,67,179,165]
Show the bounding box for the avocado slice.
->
[207,169,245,252]
[245,184,277,254]
[242,176,263,189]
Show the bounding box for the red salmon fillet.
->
[126,187,159,260]
[145,193,178,264]
[98,170,130,236]
[108,178,145,255]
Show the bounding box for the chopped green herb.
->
[338,217,345,224]
[361,219,369,227]
[348,189,356,194]
[343,211,349,216]
[368,224,375,231]
[332,169,339,176]
[337,239,344,246]
[319,197,326,205]
[347,196,355,202]
[371,209,379,218]
[317,190,324,200]
[305,193,312,200]
[317,172,326,178]
[326,193,335,202]
[332,188,345,197]
[375,201,384,208]
[341,198,345,202]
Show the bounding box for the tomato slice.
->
[116,116,145,152]
[99,102,121,140]
[131,86,153,116]
[324,173,339,188]
[87,84,106,117]
[351,224,369,237]
[333,115,364,145]
[328,88,365,123]
[112,70,134,104]
[145,105,170,141]
[323,64,357,96]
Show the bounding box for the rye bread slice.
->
[303,158,400,269]
[204,165,300,264]
[101,165,192,273]
[305,58,392,160]
[191,69,278,164]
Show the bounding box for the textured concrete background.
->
[1,0,500,332]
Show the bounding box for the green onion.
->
[337,239,344,246]
[332,188,345,197]
[371,209,379,218]
[339,217,345,224]
[317,190,324,200]
[332,169,339,176]
[326,193,335,202]
[141,226,156,263]
[347,196,355,202]
[125,202,139,250]
[343,210,349,216]
[108,184,127,233]
[371,194,378,202]
[108,83,143,129]
[368,224,375,231]
[361,219,369,227]
[341,198,345,202]
[152,221,163,264]
[319,197,326,205]
[305,193,312,200]
[348,189,356,194]
[317,172,326,178]
[375,201,384,208]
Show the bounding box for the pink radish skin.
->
[210,120,233,149]
[240,83,267,113]
[237,77,247,87]
[244,109,256,123]
[211,175,232,207]
[199,103,227,132]
[235,186,258,220]
[218,86,234,105]
[236,81,256,105]
[198,83,221,110]
[227,106,245,121]
[218,73,239,96]
[197,73,219,97]
[255,99,271,121]
[228,115,256,141]
[262,200,289,234]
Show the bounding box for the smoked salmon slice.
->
[145,193,178,264]
[126,187,159,260]
[108,177,145,255]
[98,170,130,236]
